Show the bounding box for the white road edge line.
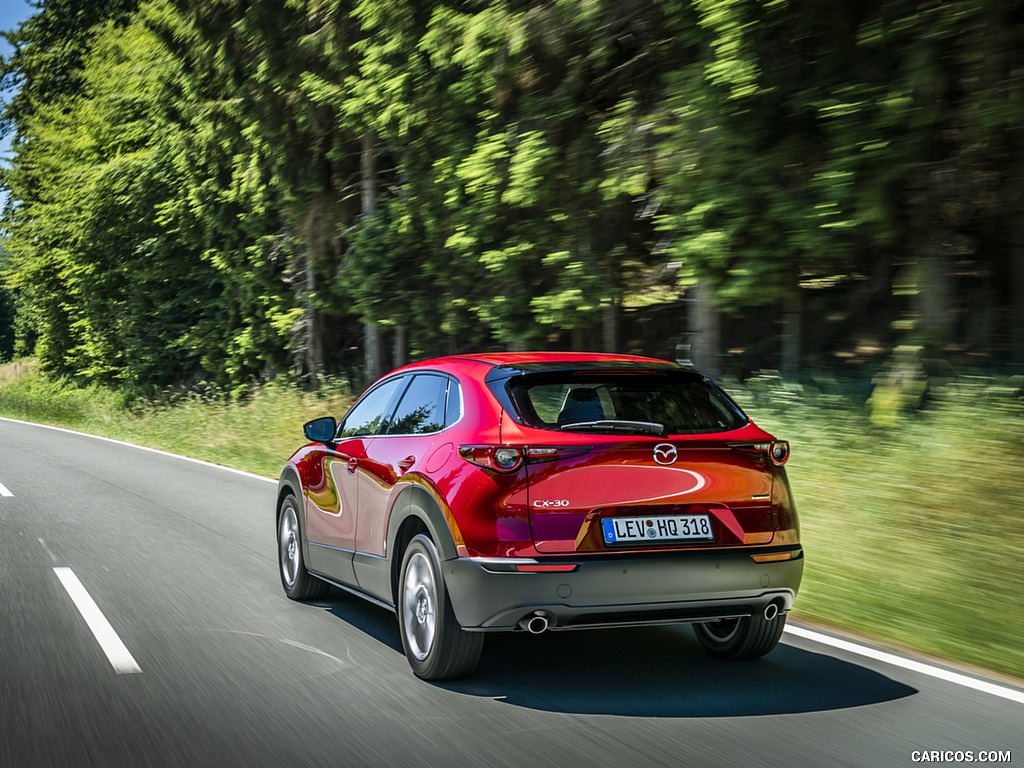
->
[785,624,1024,706]
[0,416,276,484]
[0,478,12,496]
[7,416,1020,703]
[53,567,142,675]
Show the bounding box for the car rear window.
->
[506,371,748,435]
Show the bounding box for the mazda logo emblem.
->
[653,443,677,465]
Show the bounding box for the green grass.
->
[0,360,353,476]
[732,375,1024,680]
[2,360,1022,679]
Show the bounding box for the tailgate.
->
[525,442,775,553]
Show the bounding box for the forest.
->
[2,0,1023,395]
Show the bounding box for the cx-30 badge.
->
[653,443,677,465]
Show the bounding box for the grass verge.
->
[732,374,1024,681]
[0,361,352,476]
[1,360,1021,680]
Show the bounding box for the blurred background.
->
[2,0,1024,391]
[0,0,1022,677]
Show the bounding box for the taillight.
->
[459,445,591,473]
[459,445,525,473]
[769,441,790,466]
[730,440,790,466]
[492,447,522,470]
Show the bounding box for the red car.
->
[276,352,802,680]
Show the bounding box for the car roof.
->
[396,351,680,373]
[391,354,679,376]
[456,351,674,366]
[378,352,696,392]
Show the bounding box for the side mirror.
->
[303,416,337,443]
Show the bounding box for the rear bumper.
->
[442,547,804,631]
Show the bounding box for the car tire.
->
[278,494,329,600]
[397,534,483,680]
[693,613,787,660]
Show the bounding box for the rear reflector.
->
[513,564,579,573]
[751,551,796,563]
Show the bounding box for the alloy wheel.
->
[402,551,437,661]
[279,504,300,591]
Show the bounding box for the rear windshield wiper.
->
[558,420,666,436]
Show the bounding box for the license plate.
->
[601,514,714,545]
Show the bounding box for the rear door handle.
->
[397,456,416,474]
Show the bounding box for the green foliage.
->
[0,0,139,130]
[3,0,1024,388]
[2,13,213,389]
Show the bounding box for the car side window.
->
[444,378,462,426]
[386,374,448,435]
[338,377,406,438]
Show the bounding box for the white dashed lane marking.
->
[54,567,142,675]
[0,479,12,497]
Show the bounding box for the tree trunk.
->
[297,205,326,385]
[1007,144,1024,364]
[1010,212,1024,364]
[965,270,994,357]
[781,268,801,378]
[571,327,584,351]
[304,245,322,383]
[914,166,956,355]
[602,298,618,353]
[362,129,384,385]
[688,280,720,378]
[915,247,953,354]
[364,322,383,384]
[392,326,408,368]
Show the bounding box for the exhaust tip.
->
[519,612,551,634]
[763,602,781,621]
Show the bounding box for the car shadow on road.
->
[318,590,406,653]
[452,628,917,717]
[317,590,916,718]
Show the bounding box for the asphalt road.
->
[1,417,1021,768]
